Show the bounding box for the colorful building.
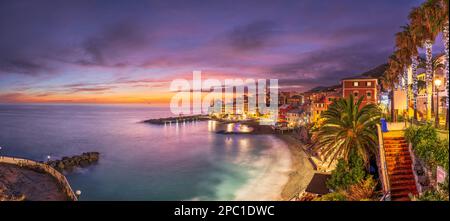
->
[341,77,378,106]
[278,104,293,123]
[286,108,307,128]
[311,97,327,123]
[325,92,341,107]
[287,94,303,106]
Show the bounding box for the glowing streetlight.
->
[75,190,82,200]
[435,79,442,87]
[434,79,442,128]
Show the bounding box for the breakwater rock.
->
[143,115,209,125]
[46,152,99,172]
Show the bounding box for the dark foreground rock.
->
[46,152,100,172]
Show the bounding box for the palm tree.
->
[417,55,445,114]
[409,3,441,121]
[429,0,449,113]
[312,95,381,166]
[383,53,403,122]
[434,0,449,128]
[396,25,420,120]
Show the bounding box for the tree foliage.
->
[326,151,367,191]
[312,95,381,166]
[405,124,449,172]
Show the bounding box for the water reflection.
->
[225,123,253,133]
[0,104,288,200]
[208,120,217,131]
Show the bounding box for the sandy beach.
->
[232,135,292,201]
[214,121,316,200]
[276,134,316,200]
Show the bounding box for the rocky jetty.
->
[46,152,99,172]
[143,115,209,125]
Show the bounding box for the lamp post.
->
[75,190,82,200]
[434,79,442,128]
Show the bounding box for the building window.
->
[353,91,359,97]
[366,91,372,98]
[353,82,359,86]
[367,82,372,86]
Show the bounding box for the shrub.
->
[314,192,347,201]
[404,124,437,147]
[413,177,449,201]
[405,124,449,172]
[414,188,448,201]
[326,151,367,191]
[417,137,449,172]
[316,177,377,201]
[344,176,377,201]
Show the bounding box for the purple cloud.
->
[0,0,432,102]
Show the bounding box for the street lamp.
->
[434,79,442,128]
[75,190,82,200]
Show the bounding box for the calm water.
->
[0,104,290,200]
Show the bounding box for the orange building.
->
[341,77,378,106]
[287,94,303,106]
[311,97,327,123]
[325,92,341,107]
[279,104,293,122]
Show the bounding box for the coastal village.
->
[205,50,449,201]
[1,0,449,202]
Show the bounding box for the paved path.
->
[0,163,68,201]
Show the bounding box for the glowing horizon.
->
[1,0,445,104]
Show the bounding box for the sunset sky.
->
[0,0,445,104]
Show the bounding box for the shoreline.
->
[275,134,315,201]
[232,135,292,201]
[212,120,316,200]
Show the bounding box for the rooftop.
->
[305,173,331,195]
[341,75,379,81]
[287,108,304,114]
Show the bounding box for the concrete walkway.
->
[0,163,69,201]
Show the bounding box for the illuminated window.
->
[367,82,372,86]
[353,82,359,86]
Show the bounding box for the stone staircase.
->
[383,133,418,201]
